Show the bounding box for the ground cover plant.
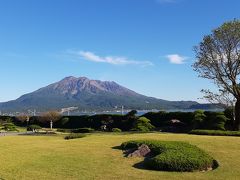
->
[0,133,239,179]
[189,129,240,136]
[121,140,217,172]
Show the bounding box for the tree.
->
[131,117,155,132]
[41,111,61,130]
[193,19,240,130]
[193,110,206,129]
[1,123,18,132]
[16,115,30,126]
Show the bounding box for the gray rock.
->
[127,144,151,157]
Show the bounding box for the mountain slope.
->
[0,76,203,112]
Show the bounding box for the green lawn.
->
[0,133,239,180]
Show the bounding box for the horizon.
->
[0,0,240,103]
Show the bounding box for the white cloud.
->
[67,50,153,66]
[166,54,188,64]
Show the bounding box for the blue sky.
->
[0,0,239,102]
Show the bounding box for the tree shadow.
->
[111,145,122,150]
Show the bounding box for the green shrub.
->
[58,117,69,126]
[189,129,240,136]
[71,128,94,133]
[131,117,155,132]
[112,128,122,132]
[212,114,228,130]
[121,140,216,172]
[27,124,42,132]
[64,133,86,140]
[193,110,206,129]
[57,128,72,133]
[1,123,18,132]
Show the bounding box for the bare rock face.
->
[127,144,151,157]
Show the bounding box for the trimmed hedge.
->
[57,129,72,133]
[71,128,94,133]
[27,124,42,132]
[112,128,122,132]
[64,133,86,140]
[189,129,240,136]
[121,140,217,172]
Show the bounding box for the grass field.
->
[0,133,239,180]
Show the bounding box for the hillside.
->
[0,76,213,112]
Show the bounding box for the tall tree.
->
[193,19,240,130]
[40,111,61,130]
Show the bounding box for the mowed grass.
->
[0,133,239,180]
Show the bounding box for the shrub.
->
[27,124,42,132]
[57,128,72,133]
[212,114,228,130]
[71,128,94,133]
[193,110,206,129]
[58,117,69,126]
[64,133,86,140]
[1,123,18,132]
[112,128,122,132]
[131,117,155,132]
[121,140,216,172]
[189,129,240,136]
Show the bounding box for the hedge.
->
[71,128,94,133]
[189,129,240,136]
[64,133,86,140]
[121,140,217,172]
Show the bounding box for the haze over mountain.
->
[0,76,216,112]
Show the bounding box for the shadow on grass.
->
[112,145,122,150]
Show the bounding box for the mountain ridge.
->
[0,76,217,112]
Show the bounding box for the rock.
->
[127,144,151,157]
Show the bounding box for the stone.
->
[127,144,151,157]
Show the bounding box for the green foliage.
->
[126,110,137,117]
[27,124,42,132]
[71,127,94,133]
[142,111,194,130]
[1,123,18,132]
[193,110,206,129]
[189,129,240,136]
[57,128,72,133]
[224,107,235,129]
[64,133,86,140]
[58,117,69,126]
[112,128,122,132]
[0,116,13,123]
[212,114,228,130]
[131,117,155,132]
[121,140,216,172]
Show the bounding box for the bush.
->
[193,110,206,129]
[71,128,94,133]
[189,129,240,136]
[121,140,216,172]
[1,123,18,132]
[112,128,122,132]
[131,117,155,132]
[212,114,228,130]
[64,133,86,140]
[58,117,69,126]
[27,124,42,132]
[57,128,72,133]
